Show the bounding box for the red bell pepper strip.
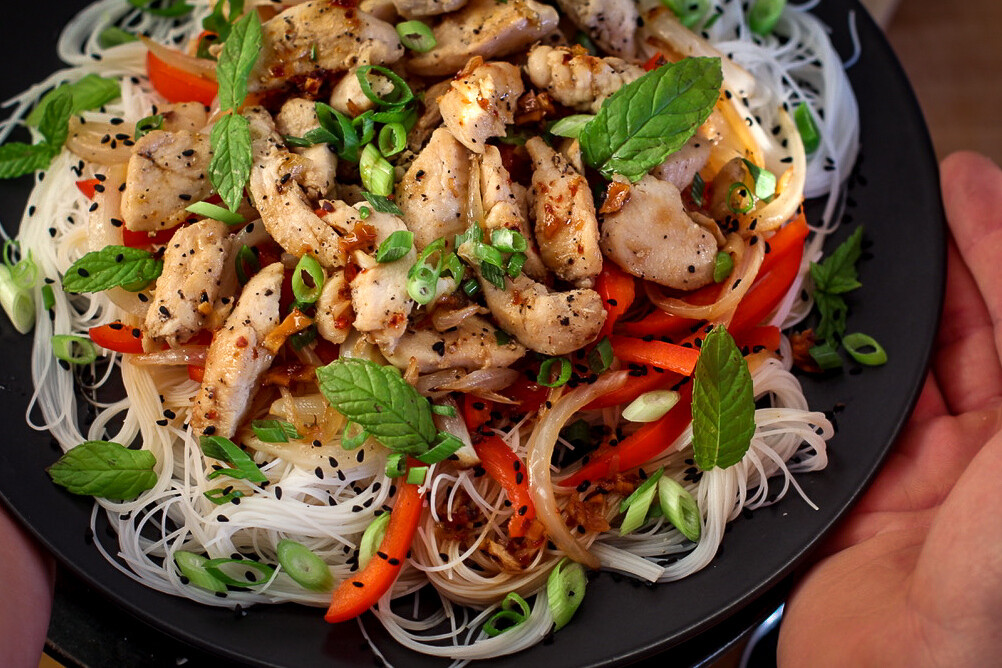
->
[563,384,694,487]
[595,261,636,338]
[146,51,218,106]
[473,435,535,538]
[89,322,145,354]
[729,232,805,336]
[76,178,101,200]
[608,335,700,376]
[758,210,809,276]
[122,225,181,249]
[503,376,549,415]
[325,475,425,623]
[462,395,493,433]
[736,325,782,353]
[584,369,680,411]
[187,365,205,382]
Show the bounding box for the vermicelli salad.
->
[0,0,878,661]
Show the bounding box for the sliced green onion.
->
[363,191,404,216]
[313,102,360,162]
[186,200,246,225]
[713,251,734,283]
[619,474,660,535]
[358,512,390,568]
[495,329,511,346]
[618,468,664,513]
[355,65,413,108]
[0,265,34,334]
[203,488,245,505]
[794,103,821,154]
[406,466,429,485]
[588,336,614,374]
[251,419,301,443]
[842,332,887,366]
[417,432,464,464]
[341,421,368,450]
[483,592,531,637]
[200,435,269,484]
[665,0,710,27]
[51,335,97,366]
[691,171,706,207]
[396,20,437,53]
[549,114,594,139]
[431,404,457,417]
[385,452,407,478]
[291,254,325,304]
[491,229,527,254]
[474,242,506,269]
[309,43,318,62]
[353,111,376,146]
[234,245,259,285]
[809,341,842,370]
[359,143,394,197]
[174,551,227,592]
[284,135,313,148]
[741,159,777,200]
[547,558,587,631]
[378,122,407,157]
[441,252,465,283]
[407,238,445,304]
[455,222,483,248]
[98,26,138,48]
[481,261,506,289]
[748,0,786,36]
[289,326,316,350]
[622,390,680,423]
[276,539,334,592]
[41,283,55,311]
[537,357,572,388]
[703,10,723,30]
[204,557,276,587]
[726,182,754,214]
[376,230,414,263]
[658,476,701,541]
[359,205,372,220]
[462,278,481,298]
[134,113,163,140]
[506,252,527,279]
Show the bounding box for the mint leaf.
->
[813,292,847,342]
[27,74,121,127]
[202,0,245,43]
[579,57,722,182]
[62,245,163,293]
[208,113,253,212]
[549,114,594,139]
[0,142,58,179]
[691,326,755,470]
[216,9,262,111]
[810,226,864,295]
[316,358,438,454]
[38,88,73,148]
[48,441,157,501]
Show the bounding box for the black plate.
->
[0,2,943,666]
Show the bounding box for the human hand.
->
[0,504,54,667]
[777,151,1002,666]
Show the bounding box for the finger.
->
[911,373,948,423]
[0,506,54,668]
[940,151,1002,366]
[932,238,1002,413]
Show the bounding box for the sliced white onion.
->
[437,368,521,394]
[66,116,132,165]
[431,396,479,467]
[526,371,629,570]
[130,345,207,366]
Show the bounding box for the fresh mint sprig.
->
[48,440,157,501]
[579,57,722,182]
[691,326,755,470]
[62,245,163,293]
[810,226,863,342]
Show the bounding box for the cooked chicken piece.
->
[359,0,398,22]
[637,0,756,97]
[120,130,213,232]
[467,268,606,356]
[601,175,716,289]
[477,147,547,281]
[525,45,644,113]
[161,102,209,133]
[707,157,747,222]
[144,219,232,347]
[249,3,403,92]
[191,262,284,439]
[393,0,466,18]
[408,79,450,152]
[342,204,416,352]
[558,138,585,175]
[525,137,601,283]
[381,315,525,372]
[649,133,712,191]
[438,59,523,154]
[245,107,345,269]
[329,66,397,118]
[274,98,337,199]
[397,128,471,250]
[407,0,559,77]
[553,0,638,59]
[315,270,352,344]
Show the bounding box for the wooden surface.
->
[884,0,1002,165]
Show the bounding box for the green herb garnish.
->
[62,245,163,293]
[691,326,755,470]
[47,440,157,500]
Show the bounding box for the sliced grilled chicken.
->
[120,130,212,232]
[479,146,547,281]
[525,45,644,113]
[438,59,523,154]
[397,127,472,249]
[191,262,284,439]
[274,98,337,199]
[553,0,638,59]
[392,0,467,18]
[380,314,525,372]
[649,133,712,191]
[315,270,352,344]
